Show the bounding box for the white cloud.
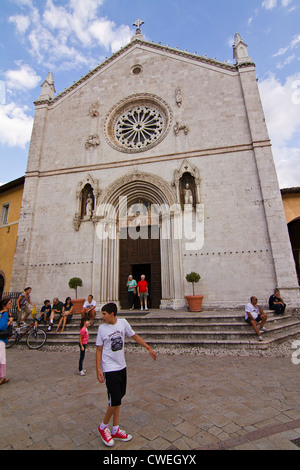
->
[259,72,300,187]
[276,54,296,69]
[273,34,300,58]
[275,147,300,188]
[9,0,133,71]
[262,0,278,9]
[89,20,132,53]
[8,14,30,34]
[5,63,41,91]
[0,103,33,148]
[262,0,293,9]
[259,72,300,146]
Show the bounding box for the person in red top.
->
[137,275,149,311]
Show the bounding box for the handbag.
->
[31,306,37,317]
[0,313,13,339]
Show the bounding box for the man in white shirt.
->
[81,295,97,324]
[245,296,268,341]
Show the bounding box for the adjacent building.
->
[0,176,25,296]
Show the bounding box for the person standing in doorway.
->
[126,275,137,310]
[137,274,149,311]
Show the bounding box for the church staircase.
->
[42,309,300,350]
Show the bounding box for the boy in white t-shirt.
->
[96,302,157,447]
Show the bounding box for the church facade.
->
[11,26,300,310]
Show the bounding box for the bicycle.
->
[6,318,47,350]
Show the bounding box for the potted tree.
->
[68,277,85,314]
[185,272,204,312]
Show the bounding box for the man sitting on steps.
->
[245,296,268,341]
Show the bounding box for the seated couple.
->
[45,297,74,332]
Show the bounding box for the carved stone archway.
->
[92,171,185,309]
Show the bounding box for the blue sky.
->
[1,0,300,188]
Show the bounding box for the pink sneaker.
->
[112,428,132,442]
[98,425,115,447]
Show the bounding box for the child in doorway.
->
[96,302,157,447]
[78,318,90,376]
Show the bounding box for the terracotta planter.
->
[185,295,204,312]
[71,298,85,314]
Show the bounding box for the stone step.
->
[42,309,290,324]
[44,324,300,341]
[43,316,299,335]
[37,309,300,350]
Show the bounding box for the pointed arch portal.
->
[92,172,185,309]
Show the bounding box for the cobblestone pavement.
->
[1,344,300,451]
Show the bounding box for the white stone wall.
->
[11,40,300,309]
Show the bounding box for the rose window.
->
[104,94,172,153]
[114,106,164,150]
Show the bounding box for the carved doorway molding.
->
[92,171,185,309]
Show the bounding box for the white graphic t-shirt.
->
[96,318,135,372]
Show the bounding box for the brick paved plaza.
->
[1,344,300,451]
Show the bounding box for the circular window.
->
[115,105,164,150]
[131,65,142,75]
[104,94,172,153]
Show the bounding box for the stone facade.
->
[11,32,300,310]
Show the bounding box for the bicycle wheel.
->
[6,329,19,349]
[26,328,47,349]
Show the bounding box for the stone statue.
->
[86,193,93,218]
[89,102,99,118]
[174,121,189,136]
[175,86,182,107]
[85,134,100,149]
[183,183,193,205]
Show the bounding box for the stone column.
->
[160,209,185,309]
[94,219,120,307]
[238,64,300,307]
[11,104,49,291]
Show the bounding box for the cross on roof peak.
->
[133,18,144,34]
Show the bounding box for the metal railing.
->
[0,291,22,319]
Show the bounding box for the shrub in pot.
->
[68,277,85,314]
[185,272,204,312]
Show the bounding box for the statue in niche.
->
[86,192,94,219]
[81,184,94,219]
[180,173,196,209]
[183,183,193,205]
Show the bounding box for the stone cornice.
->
[34,38,243,108]
[25,140,271,179]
